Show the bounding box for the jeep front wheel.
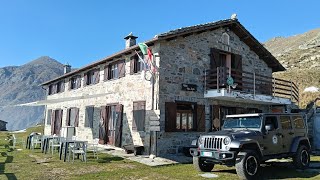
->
[235,150,260,180]
[293,145,310,169]
[193,157,214,172]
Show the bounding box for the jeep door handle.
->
[289,132,294,135]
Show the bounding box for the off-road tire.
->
[193,157,214,172]
[293,145,310,169]
[235,150,260,180]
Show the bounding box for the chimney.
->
[64,64,71,74]
[124,32,138,49]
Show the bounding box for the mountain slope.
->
[0,56,64,130]
[264,29,320,108]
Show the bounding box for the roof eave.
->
[40,38,158,86]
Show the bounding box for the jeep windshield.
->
[222,116,262,129]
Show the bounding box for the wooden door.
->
[105,104,123,147]
[231,54,242,90]
[107,105,116,145]
[114,104,123,147]
[54,109,63,135]
[211,105,221,131]
[99,106,107,144]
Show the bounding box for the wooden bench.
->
[123,145,144,156]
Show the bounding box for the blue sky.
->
[0,0,319,68]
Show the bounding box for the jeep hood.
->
[208,129,262,139]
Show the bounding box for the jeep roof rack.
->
[226,113,260,118]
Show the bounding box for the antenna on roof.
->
[231,13,237,20]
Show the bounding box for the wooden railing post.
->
[204,70,207,92]
[273,77,276,97]
[290,81,293,101]
[253,72,256,97]
[217,67,219,91]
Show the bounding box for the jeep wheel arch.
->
[240,143,263,159]
[290,137,311,153]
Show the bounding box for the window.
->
[176,103,194,131]
[104,60,125,80]
[110,64,119,79]
[69,76,81,90]
[133,101,146,131]
[293,116,305,129]
[56,81,64,93]
[165,102,205,132]
[66,108,79,127]
[210,48,242,90]
[280,116,292,130]
[85,69,100,85]
[264,116,278,130]
[130,55,144,74]
[48,81,64,95]
[47,109,52,125]
[84,106,101,129]
[48,85,53,95]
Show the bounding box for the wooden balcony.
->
[204,67,299,105]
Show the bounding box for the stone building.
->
[41,18,299,157]
[0,120,8,131]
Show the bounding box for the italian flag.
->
[138,43,157,72]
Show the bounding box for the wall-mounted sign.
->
[181,83,197,91]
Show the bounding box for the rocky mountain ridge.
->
[0,56,64,130]
[264,28,320,108]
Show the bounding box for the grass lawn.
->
[1,126,320,180]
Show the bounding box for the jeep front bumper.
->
[190,148,235,160]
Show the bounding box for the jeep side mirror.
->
[265,124,274,133]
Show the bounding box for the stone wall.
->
[156,28,273,156]
[44,44,161,153]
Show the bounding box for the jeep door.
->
[262,115,283,155]
[279,115,294,152]
[292,115,306,137]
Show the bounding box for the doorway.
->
[100,104,123,147]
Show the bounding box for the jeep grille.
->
[204,137,223,150]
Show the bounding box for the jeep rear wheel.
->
[193,157,214,172]
[235,150,260,180]
[293,145,310,169]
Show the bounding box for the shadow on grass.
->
[212,162,320,179]
[259,162,320,179]
[97,156,124,164]
[212,169,237,174]
[0,154,17,180]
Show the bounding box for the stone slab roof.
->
[41,18,284,86]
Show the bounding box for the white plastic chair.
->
[31,135,43,150]
[69,142,87,163]
[87,138,99,159]
[49,135,63,155]
[12,134,25,149]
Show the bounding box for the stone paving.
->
[98,144,320,169]
[98,144,192,166]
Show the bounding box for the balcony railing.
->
[204,67,299,103]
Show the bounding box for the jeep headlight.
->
[223,137,231,145]
[198,136,204,144]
